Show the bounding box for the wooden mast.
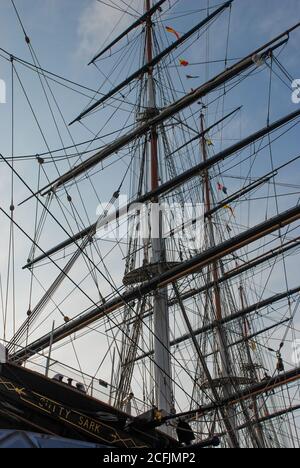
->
[145,0,173,414]
[200,113,240,447]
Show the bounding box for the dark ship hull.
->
[0,363,179,449]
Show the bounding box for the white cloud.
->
[77,0,140,60]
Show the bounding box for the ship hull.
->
[0,363,178,449]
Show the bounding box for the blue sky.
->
[0,0,299,384]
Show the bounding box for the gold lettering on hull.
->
[0,377,147,448]
[37,396,105,437]
[38,397,73,422]
[78,416,101,435]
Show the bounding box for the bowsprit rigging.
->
[0,0,300,449]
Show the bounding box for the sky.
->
[0,0,299,420]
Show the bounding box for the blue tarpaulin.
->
[0,429,109,448]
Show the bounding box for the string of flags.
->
[216,182,235,227]
[165,26,190,69]
[165,28,236,228]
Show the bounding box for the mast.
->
[72,1,234,124]
[88,0,169,64]
[200,113,239,447]
[145,0,173,414]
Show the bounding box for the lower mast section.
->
[145,0,173,415]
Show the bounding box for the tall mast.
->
[200,113,239,447]
[145,0,173,414]
[200,113,234,373]
[200,114,272,448]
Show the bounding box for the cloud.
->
[77,0,140,60]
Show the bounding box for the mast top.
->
[88,0,168,65]
[71,1,234,125]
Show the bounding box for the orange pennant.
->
[166,26,181,41]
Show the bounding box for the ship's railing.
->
[27,359,152,417]
[3,338,151,417]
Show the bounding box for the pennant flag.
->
[179,58,189,67]
[224,204,235,217]
[217,182,228,195]
[205,138,214,146]
[166,26,181,41]
[186,75,200,79]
